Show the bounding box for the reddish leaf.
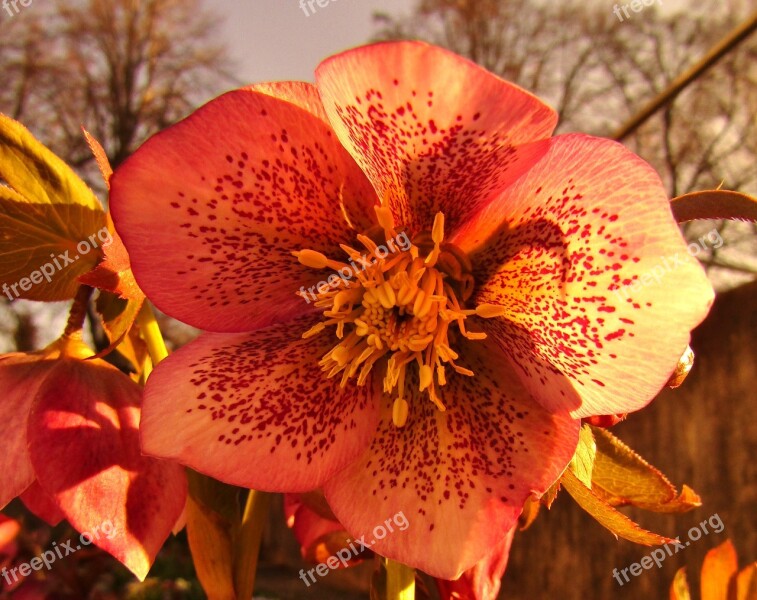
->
[78,213,144,301]
[82,127,113,189]
[671,190,757,223]
[27,358,187,580]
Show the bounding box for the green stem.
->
[234,489,273,599]
[385,558,415,600]
[136,301,168,370]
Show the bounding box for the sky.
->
[204,0,411,85]
[203,0,696,87]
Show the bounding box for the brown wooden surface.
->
[501,279,757,599]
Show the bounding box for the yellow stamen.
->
[294,249,329,269]
[297,210,485,427]
[392,397,409,427]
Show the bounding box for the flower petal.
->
[110,88,377,333]
[454,134,714,418]
[322,339,579,579]
[435,526,514,600]
[0,354,49,509]
[248,81,329,123]
[27,359,187,580]
[139,316,381,492]
[315,41,557,234]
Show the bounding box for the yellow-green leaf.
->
[571,424,596,487]
[670,567,692,600]
[701,540,738,600]
[0,114,100,210]
[186,470,240,600]
[562,468,673,545]
[0,115,106,301]
[590,426,701,513]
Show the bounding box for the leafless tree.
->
[373,0,757,284]
[0,0,235,172]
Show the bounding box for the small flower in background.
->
[109,40,713,580]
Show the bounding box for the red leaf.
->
[78,213,144,301]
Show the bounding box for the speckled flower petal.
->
[322,339,579,580]
[110,88,377,333]
[248,81,329,123]
[315,41,557,235]
[453,134,714,419]
[139,316,381,492]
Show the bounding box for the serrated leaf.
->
[0,115,106,301]
[701,540,738,600]
[571,424,596,487]
[561,468,673,545]
[590,426,701,513]
[186,470,240,600]
[541,480,561,509]
[671,190,757,223]
[82,127,113,189]
[670,567,692,600]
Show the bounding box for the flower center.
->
[294,207,495,427]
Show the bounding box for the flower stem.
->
[63,285,93,337]
[234,489,273,599]
[136,301,168,372]
[385,558,415,600]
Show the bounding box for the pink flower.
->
[109,41,713,578]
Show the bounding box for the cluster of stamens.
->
[294,206,500,428]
